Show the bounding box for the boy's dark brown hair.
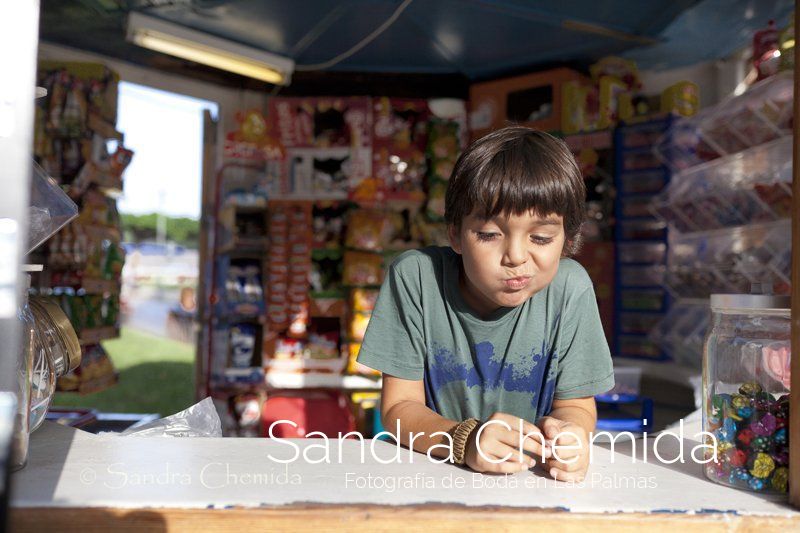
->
[444,126,586,256]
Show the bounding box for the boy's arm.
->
[536,396,597,481]
[546,397,597,434]
[381,375,458,459]
[382,375,549,472]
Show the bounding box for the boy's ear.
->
[448,224,463,254]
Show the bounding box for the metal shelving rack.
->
[612,115,674,361]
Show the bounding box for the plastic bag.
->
[116,397,223,438]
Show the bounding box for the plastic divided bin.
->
[650,136,792,233]
[663,221,790,299]
[654,71,793,172]
[649,300,710,370]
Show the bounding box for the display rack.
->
[648,72,793,369]
[200,102,465,437]
[612,115,673,360]
[30,61,131,394]
[562,129,617,343]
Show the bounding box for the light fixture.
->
[126,12,294,85]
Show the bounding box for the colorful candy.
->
[726,448,747,468]
[729,467,751,486]
[712,393,731,413]
[749,452,776,479]
[708,390,790,494]
[739,382,762,397]
[750,413,777,436]
[772,449,789,466]
[736,428,754,446]
[731,394,749,410]
[772,467,789,493]
[750,435,771,452]
[716,440,734,456]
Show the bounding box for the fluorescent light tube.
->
[126,12,294,85]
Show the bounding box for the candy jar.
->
[27,295,81,432]
[11,277,35,470]
[702,294,790,494]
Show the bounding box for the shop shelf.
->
[617,335,663,359]
[621,288,666,311]
[617,242,666,264]
[619,312,664,335]
[663,220,790,298]
[265,372,381,390]
[79,325,120,345]
[81,278,121,294]
[620,147,663,172]
[563,130,613,151]
[618,169,668,195]
[264,356,347,375]
[620,120,670,149]
[654,71,793,172]
[650,136,792,233]
[617,220,667,241]
[620,196,659,219]
[619,265,665,287]
[648,299,709,371]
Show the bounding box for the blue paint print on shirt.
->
[427,343,469,394]
[427,337,557,412]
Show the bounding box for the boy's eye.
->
[475,232,499,242]
[531,235,554,245]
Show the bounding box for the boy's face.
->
[449,210,566,318]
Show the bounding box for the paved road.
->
[121,284,190,341]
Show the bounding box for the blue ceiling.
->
[39,0,793,87]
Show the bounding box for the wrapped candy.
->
[749,452,775,479]
[771,467,789,493]
[750,435,771,452]
[738,382,762,397]
[773,427,787,445]
[750,413,777,436]
[731,394,749,410]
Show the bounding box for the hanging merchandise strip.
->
[31,61,132,395]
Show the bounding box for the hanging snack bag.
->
[351,288,380,313]
[343,251,383,287]
[345,209,390,251]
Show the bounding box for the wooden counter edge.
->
[10,503,800,532]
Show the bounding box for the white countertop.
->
[10,421,798,516]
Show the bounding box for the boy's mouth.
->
[503,276,532,290]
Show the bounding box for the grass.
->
[52,327,196,417]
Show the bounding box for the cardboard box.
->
[469,67,588,139]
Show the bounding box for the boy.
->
[357,126,614,481]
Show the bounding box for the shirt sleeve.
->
[356,254,426,380]
[554,284,615,399]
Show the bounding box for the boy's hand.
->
[464,412,551,474]
[537,416,590,482]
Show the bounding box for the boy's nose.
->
[502,240,528,267]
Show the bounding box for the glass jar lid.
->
[710,293,790,311]
[28,297,81,376]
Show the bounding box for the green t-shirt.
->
[357,246,614,423]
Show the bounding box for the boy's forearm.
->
[383,400,459,459]
[545,404,597,435]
